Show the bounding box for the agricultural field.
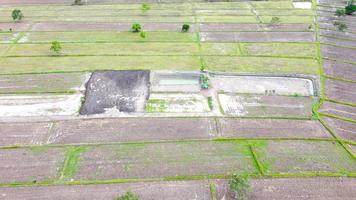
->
[0,0,355,199]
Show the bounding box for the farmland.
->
[0,0,355,199]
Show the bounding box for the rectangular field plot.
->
[325,79,356,104]
[259,16,314,24]
[204,56,319,74]
[199,23,312,32]
[254,140,356,175]
[0,147,65,184]
[200,32,315,42]
[323,60,356,81]
[0,56,200,74]
[0,180,211,200]
[0,73,88,93]
[320,101,356,120]
[322,116,356,142]
[74,141,257,180]
[197,16,258,23]
[0,122,52,146]
[48,118,217,144]
[6,43,200,56]
[0,33,17,43]
[218,94,313,118]
[218,118,331,139]
[17,31,197,43]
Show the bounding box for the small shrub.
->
[116,191,139,200]
[182,24,190,32]
[335,9,346,16]
[72,0,84,5]
[12,9,24,21]
[338,23,348,31]
[207,96,213,110]
[131,23,142,32]
[50,41,62,54]
[141,3,151,13]
[345,0,356,15]
[229,174,250,200]
[140,31,146,38]
[270,16,281,24]
[200,74,210,89]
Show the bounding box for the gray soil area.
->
[0,22,30,32]
[322,116,356,142]
[320,101,356,120]
[0,180,211,200]
[0,122,51,146]
[80,70,150,115]
[74,141,257,180]
[321,45,356,63]
[0,148,65,184]
[320,29,356,41]
[200,32,315,42]
[323,60,356,81]
[324,79,356,104]
[215,177,356,200]
[218,118,331,139]
[200,23,311,32]
[219,94,314,118]
[0,73,88,93]
[0,118,333,147]
[254,140,356,174]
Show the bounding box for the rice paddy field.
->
[0,0,355,199]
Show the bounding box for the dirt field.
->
[322,116,356,142]
[320,101,356,120]
[324,79,356,104]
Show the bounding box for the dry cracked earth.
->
[0,0,355,199]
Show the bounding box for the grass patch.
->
[145,99,168,112]
[59,146,87,181]
[209,182,217,200]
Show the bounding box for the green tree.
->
[345,0,356,15]
[140,31,146,38]
[182,24,190,32]
[131,23,142,32]
[116,192,139,200]
[50,41,62,54]
[12,9,24,21]
[229,174,250,200]
[335,9,346,16]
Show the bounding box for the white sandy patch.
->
[71,72,92,92]
[147,93,210,113]
[293,2,312,9]
[211,76,314,96]
[18,32,29,43]
[218,94,248,116]
[0,94,83,117]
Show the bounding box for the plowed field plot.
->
[218,118,331,139]
[320,101,356,120]
[253,140,356,175]
[320,36,356,49]
[0,73,88,93]
[322,116,356,142]
[0,147,65,184]
[218,94,313,117]
[199,23,312,32]
[47,118,216,144]
[200,32,315,42]
[0,122,51,146]
[321,45,356,63]
[323,60,356,81]
[74,141,257,180]
[0,180,211,200]
[214,177,356,200]
[324,79,356,104]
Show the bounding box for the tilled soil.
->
[320,101,356,120]
[199,23,311,32]
[200,32,315,42]
[215,177,356,200]
[322,116,356,142]
[218,118,331,139]
[324,79,356,104]
[0,148,65,184]
[80,70,150,115]
[323,60,356,81]
[0,180,211,200]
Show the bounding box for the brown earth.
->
[320,101,356,120]
[322,116,356,142]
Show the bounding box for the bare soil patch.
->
[0,147,65,184]
[200,32,315,42]
[0,180,211,200]
[320,101,356,120]
[0,122,51,146]
[321,45,356,63]
[322,116,356,142]
[48,118,217,144]
[218,118,331,139]
[215,177,356,200]
[325,79,356,104]
[323,60,356,81]
[199,23,311,32]
[219,94,313,117]
[80,70,150,115]
[74,141,257,180]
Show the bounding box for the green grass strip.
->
[209,181,218,200]
[324,98,356,107]
[319,112,356,124]
[59,146,87,181]
[249,145,265,176]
